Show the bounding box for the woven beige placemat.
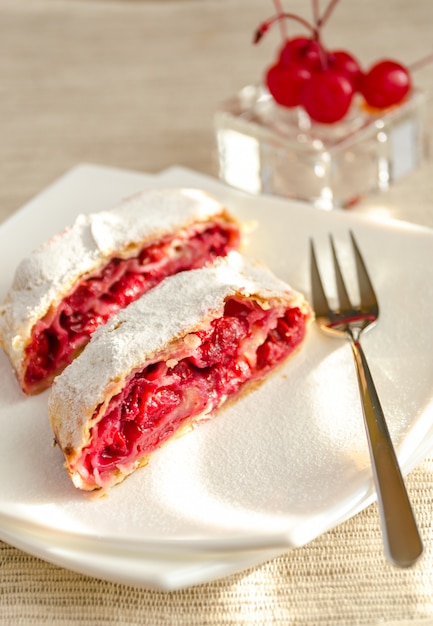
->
[1,459,433,625]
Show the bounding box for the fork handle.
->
[350,338,423,568]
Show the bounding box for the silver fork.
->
[310,231,423,568]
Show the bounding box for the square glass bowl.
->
[215,85,427,210]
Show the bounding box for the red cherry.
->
[253,6,420,123]
[328,50,362,90]
[301,71,354,123]
[265,62,312,107]
[361,59,411,108]
[279,36,323,71]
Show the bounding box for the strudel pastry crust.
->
[48,252,312,491]
[0,188,240,394]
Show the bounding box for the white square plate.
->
[1,163,433,590]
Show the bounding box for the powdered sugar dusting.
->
[88,189,224,254]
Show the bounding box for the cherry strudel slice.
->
[0,188,240,394]
[48,252,313,491]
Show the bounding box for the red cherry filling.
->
[23,221,240,394]
[73,297,308,489]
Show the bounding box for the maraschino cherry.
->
[265,62,312,107]
[278,35,323,71]
[328,50,362,90]
[361,60,411,108]
[254,0,414,124]
[302,71,354,123]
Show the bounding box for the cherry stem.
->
[408,51,433,73]
[312,0,320,28]
[317,0,340,28]
[311,0,329,70]
[254,12,317,44]
[273,0,288,41]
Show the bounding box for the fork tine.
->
[330,235,353,311]
[349,231,379,311]
[309,239,332,318]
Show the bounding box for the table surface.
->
[1,1,433,624]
